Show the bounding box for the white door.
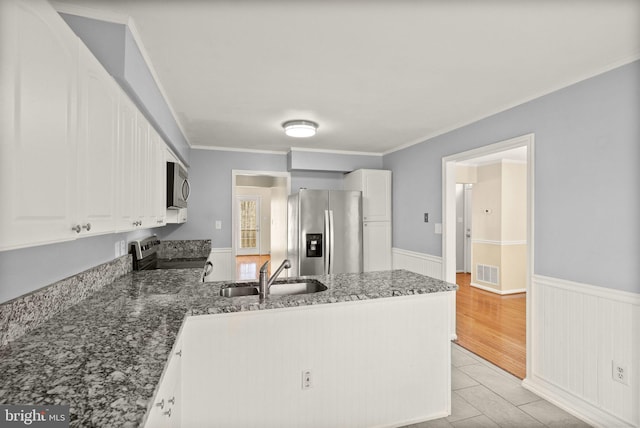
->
[464,184,473,273]
[236,196,260,255]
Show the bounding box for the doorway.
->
[443,134,534,380]
[232,170,291,281]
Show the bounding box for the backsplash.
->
[0,255,132,346]
[157,239,212,259]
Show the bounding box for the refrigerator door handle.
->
[324,210,330,275]
[329,210,335,274]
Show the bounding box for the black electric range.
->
[131,235,211,273]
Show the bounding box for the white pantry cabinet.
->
[0,0,79,250]
[344,169,393,272]
[345,169,392,222]
[363,221,392,271]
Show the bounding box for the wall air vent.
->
[476,264,499,285]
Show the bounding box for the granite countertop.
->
[0,269,456,427]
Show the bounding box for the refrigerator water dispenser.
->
[306,233,323,257]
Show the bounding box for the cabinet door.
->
[363,170,391,222]
[144,336,183,428]
[0,0,79,250]
[363,222,392,272]
[149,128,166,226]
[116,92,137,231]
[132,111,149,227]
[76,46,117,236]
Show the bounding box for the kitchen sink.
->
[219,286,259,297]
[269,281,327,295]
[219,279,327,298]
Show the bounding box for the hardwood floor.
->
[455,272,526,379]
[236,255,270,280]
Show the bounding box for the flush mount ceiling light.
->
[282,120,318,138]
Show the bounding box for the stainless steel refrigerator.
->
[288,189,363,276]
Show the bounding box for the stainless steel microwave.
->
[167,162,189,208]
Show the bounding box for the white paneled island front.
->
[147,270,457,428]
[180,292,451,427]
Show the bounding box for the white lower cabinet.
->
[145,335,183,428]
[363,221,392,272]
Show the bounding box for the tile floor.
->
[404,343,592,428]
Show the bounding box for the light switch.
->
[435,223,442,234]
[215,220,222,230]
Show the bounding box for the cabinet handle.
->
[82,223,91,231]
[71,225,81,233]
[155,399,164,409]
[163,408,172,418]
[175,350,182,357]
[168,396,175,405]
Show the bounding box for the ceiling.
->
[55,0,640,154]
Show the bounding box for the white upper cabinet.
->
[76,46,118,236]
[344,169,392,222]
[116,91,138,231]
[0,0,79,250]
[0,0,171,250]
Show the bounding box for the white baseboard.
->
[530,274,639,427]
[470,281,526,295]
[523,376,634,428]
[392,248,443,280]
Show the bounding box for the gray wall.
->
[384,60,640,293]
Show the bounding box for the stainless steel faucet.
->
[259,259,291,300]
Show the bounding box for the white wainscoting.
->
[524,275,640,428]
[204,248,234,282]
[392,248,443,280]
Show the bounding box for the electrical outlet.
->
[612,361,629,385]
[302,370,312,390]
[120,240,126,256]
[115,242,121,257]
[424,213,429,222]
[215,220,222,230]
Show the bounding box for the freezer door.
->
[298,189,329,276]
[328,190,363,274]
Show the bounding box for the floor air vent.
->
[476,264,499,285]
